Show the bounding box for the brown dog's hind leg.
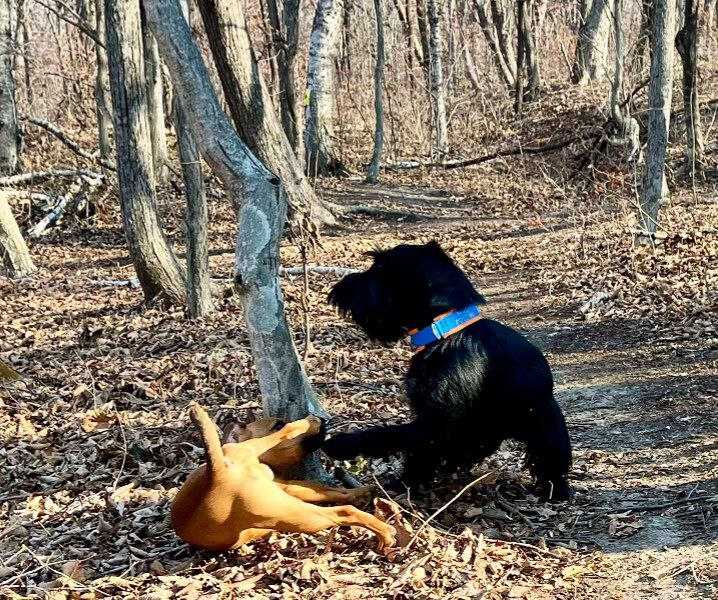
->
[232,528,273,548]
[320,505,396,548]
[240,416,323,458]
[274,481,373,505]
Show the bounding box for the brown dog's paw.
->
[377,524,398,558]
[305,415,323,436]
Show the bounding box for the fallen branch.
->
[0,169,104,186]
[341,205,432,220]
[28,195,69,238]
[387,131,598,170]
[0,190,65,206]
[23,117,116,171]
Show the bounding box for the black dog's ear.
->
[425,240,452,262]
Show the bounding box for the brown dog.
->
[171,404,397,552]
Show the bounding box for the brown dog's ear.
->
[245,411,257,424]
[222,422,251,444]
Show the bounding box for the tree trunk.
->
[415,0,431,75]
[95,0,113,163]
[197,0,336,225]
[473,0,515,87]
[143,0,329,478]
[523,0,540,100]
[105,0,186,305]
[390,0,424,67]
[174,0,212,318]
[305,0,346,176]
[515,0,526,113]
[0,191,35,278]
[0,0,20,174]
[366,0,384,183]
[266,0,303,159]
[426,0,448,155]
[608,0,640,160]
[676,0,705,173]
[572,0,611,84]
[636,0,652,73]
[639,0,675,236]
[142,16,169,183]
[490,0,515,75]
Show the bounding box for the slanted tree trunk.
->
[572,0,611,84]
[197,0,336,225]
[95,0,112,163]
[390,0,424,67]
[0,0,20,174]
[473,0,515,87]
[415,0,431,75]
[266,0,303,159]
[521,0,540,100]
[490,0,515,75]
[144,0,329,478]
[174,0,212,318]
[305,0,346,176]
[676,0,705,174]
[141,16,169,183]
[366,0,384,183]
[608,0,640,160]
[426,0,448,155]
[639,0,675,236]
[0,191,35,278]
[105,0,186,305]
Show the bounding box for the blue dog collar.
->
[409,304,482,351]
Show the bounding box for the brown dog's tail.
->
[189,403,225,477]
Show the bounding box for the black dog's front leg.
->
[323,420,429,460]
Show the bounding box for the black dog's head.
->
[328,241,485,343]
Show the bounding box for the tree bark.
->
[636,0,652,73]
[523,0,540,100]
[196,0,336,225]
[426,0,448,155]
[143,0,329,477]
[390,0,424,67]
[490,0,515,75]
[95,0,113,163]
[572,0,611,84]
[105,0,186,305]
[142,16,169,183]
[0,0,20,174]
[515,0,526,113]
[676,0,705,173]
[0,191,35,278]
[473,0,515,87]
[608,0,640,160]
[639,0,675,236]
[366,0,384,183]
[415,0,431,75]
[174,0,212,318]
[305,0,346,176]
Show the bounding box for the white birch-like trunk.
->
[366,0,385,183]
[0,0,20,174]
[143,0,329,477]
[639,0,675,236]
[305,0,346,176]
[426,0,448,155]
[0,191,35,278]
[105,0,186,305]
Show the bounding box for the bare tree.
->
[415,0,431,75]
[608,0,639,160]
[143,0,329,478]
[105,0,186,305]
[0,0,20,174]
[266,0,303,158]
[305,0,346,175]
[174,0,212,318]
[94,0,112,163]
[572,0,611,84]
[426,0,448,155]
[197,0,337,225]
[0,191,35,278]
[639,0,675,236]
[366,0,385,183]
[141,15,169,183]
[472,0,515,87]
[676,0,705,174]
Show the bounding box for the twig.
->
[495,495,534,527]
[23,116,116,171]
[0,168,104,186]
[28,195,68,238]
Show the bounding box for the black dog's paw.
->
[322,432,364,460]
[534,478,574,502]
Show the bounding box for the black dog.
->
[323,241,572,501]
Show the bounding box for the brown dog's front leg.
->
[275,481,373,505]
[241,416,323,457]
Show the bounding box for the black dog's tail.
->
[523,396,573,501]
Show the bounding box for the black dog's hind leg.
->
[323,420,430,460]
[523,397,573,501]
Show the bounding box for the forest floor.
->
[2,94,718,598]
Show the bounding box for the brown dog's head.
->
[222,413,326,477]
